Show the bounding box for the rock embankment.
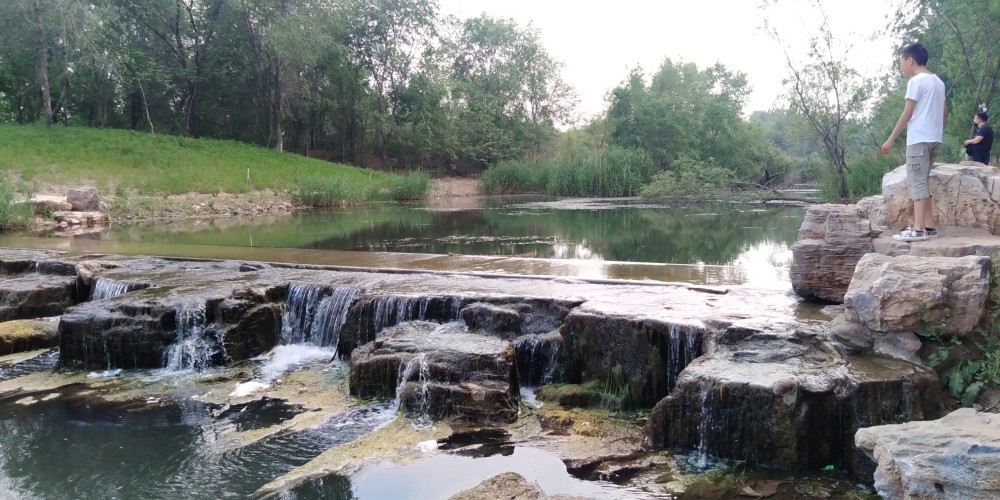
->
[789,161,1000,495]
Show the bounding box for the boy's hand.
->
[880,139,893,155]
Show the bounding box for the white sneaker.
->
[893,228,929,242]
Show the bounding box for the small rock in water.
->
[417,440,438,453]
[229,381,269,398]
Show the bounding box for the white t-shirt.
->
[905,72,946,145]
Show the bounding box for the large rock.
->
[856,408,1000,499]
[349,321,519,424]
[883,162,1000,234]
[0,319,59,354]
[449,472,545,500]
[0,273,79,321]
[843,254,989,336]
[66,187,99,211]
[645,327,949,477]
[791,204,876,303]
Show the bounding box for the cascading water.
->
[282,284,360,347]
[513,333,562,386]
[163,302,217,371]
[693,388,713,468]
[90,277,137,300]
[392,353,432,427]
[665,325,703,391]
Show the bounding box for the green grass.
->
[479,146,655,197]
[0,124,426,203]
[0,179,34,229]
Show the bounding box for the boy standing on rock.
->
[881,43,948,242]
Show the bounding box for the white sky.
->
[437,0,902,121]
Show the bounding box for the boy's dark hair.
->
[901,43,929,66]
[977,112,989,122]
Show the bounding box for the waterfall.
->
[90,278,136,300]
[392,354,432,427]
[373,296,417,333]
[282,284,361,347]
[513,333,562,386]
[693,388,713,468]
[665,325,703,392]
[163,302,217,371]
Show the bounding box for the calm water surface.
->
[2,197,805,287]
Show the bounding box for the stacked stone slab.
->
[856,409,1000,499]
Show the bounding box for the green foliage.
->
[816,155,893,201]
[0,179,34,230]
[479,146,654,197]
[384,171,430,201]
[919,258,1000,407]
[640,157,737,198]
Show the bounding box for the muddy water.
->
[2,198,804,287]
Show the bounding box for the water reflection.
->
[1,198,804,288]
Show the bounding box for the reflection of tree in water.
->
[101,203,804,267]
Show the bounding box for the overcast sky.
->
[437,0,902,120]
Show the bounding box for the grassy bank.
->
[479,146,655,197]
[0,124,427,205]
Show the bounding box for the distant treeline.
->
[0,0,573,172]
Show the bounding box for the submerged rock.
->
[856,408,1000,499]
[348,322,519,424]
[790,204,876,303]
[645,327,950,477]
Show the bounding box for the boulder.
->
[857,195,890,232]
[791,204,876,303]
[66,187,99,211]
[449,472,545,500]
[883,162,1000,234]
[0,273,79,321]
[32,198,73,214]
[645,327,949,477]
[0,319,59,355]
[348,321,519,424]
[855,408,1000,499]
[843,254,989,336]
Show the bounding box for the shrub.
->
[640,157,737,198]
[479,146,655,197]
[0,180,34,230]
[385,171,431,201]
[295,175,367,207]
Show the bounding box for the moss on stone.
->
[0,319,58,355]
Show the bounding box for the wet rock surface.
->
[348,321,519,424]
[0,319,59,355]
[856,408,1000,499]
[0,273,79,321]
[645,327,949,477]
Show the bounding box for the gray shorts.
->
[906,142,941,200]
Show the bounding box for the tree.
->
[345,0,438,168]
[894,0,1000,153]
[450,15,576,167]
[765,0,874,198]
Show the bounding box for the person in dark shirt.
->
[964,112,993,164]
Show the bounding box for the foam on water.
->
[254,345,338,383]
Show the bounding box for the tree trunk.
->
[32,0,53,128]
[271,59,283,152]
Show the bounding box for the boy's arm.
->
[881,99,918,154]
[943,104,948,129]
